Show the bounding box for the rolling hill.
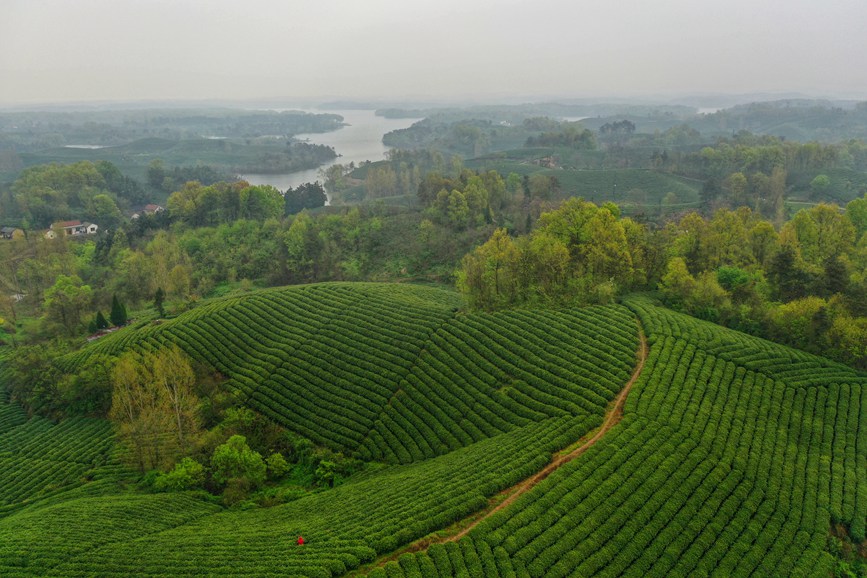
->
[0,283,864,576]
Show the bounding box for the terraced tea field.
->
[1,284,864,576]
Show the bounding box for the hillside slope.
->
[2,283,641,576]
[3,286,863,576]
[62,283,638,463]
[372,297,866,577]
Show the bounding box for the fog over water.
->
[2,0,866,106]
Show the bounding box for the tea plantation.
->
[1,283,864,576]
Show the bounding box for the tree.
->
[285,182,326,215]
[152,345,199,451]
[109,347,200,471]
[283,211,320,282]
[659,257,696,309]
[447,190,470,230]
[768,243,810,302]
[266,452,290,479]
[810,174,831,198]
[456,228,521,310]
[211,435,267,488]
[86,193,123,230]
[722,172,748,207]
[153,457,205,491]
[845,193,867,237]
[520,232,571,304]
[239,185,283,221]
[154,287,165,317]
[110,352,172,471]
[43,275,93,336]
[528,173,559,201]
[110,294,128,326]
[95,310,109,330]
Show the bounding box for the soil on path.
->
[352,321,649,575]
[448,323,648,542]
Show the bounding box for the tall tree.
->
[43,275,93,336]
[110,352,170,471]
[152,346,198,451]
[110,294,128,326]
[109,347,200,471]
[456,228,521,311]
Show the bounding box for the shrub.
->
[211,435,266,488]
[154,458,205,491]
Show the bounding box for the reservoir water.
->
[241,109,420,192]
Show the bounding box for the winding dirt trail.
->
[352,321,648,575]
[447,322,648,542]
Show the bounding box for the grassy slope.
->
[3,286,864,576]
[1,283,639,576]
[375,297,866,577]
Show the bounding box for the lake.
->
[241,109,421,192]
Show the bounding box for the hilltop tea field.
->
[0,283,864,576]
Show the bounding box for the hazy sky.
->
[2,0,866,106]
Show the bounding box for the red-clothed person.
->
[297,536,305,546]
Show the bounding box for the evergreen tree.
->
[154,287,166,318]
[110,294,128,326]
[95,310,109,330]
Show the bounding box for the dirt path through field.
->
[447,322,648,542]
[351,320,648,575]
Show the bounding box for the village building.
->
[0,227,24,240]
[44,220,99,239]
[130,204,165,219]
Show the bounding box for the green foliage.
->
[284,181,326,214]
[109,293,127,326]
[154,457,206,491]
[525,121,596,149]
[847,192,867,236]
[43,274,93,336]
[265,452,289,479]
[153,287,165,318]
[95,310,109,330]
[167,181,283,226]
[210,435,266,488]
[458,199,642,310]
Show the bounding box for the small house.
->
[131,204,165,219]
[45,221,99,239]
[0,227,23,240]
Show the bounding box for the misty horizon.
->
[3,0,866,108]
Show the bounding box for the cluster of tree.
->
[383,117,590,158]
[331,149,461,204]
[685,99,867,143]
[417,169,508,230]
[236,141,337,174]
[457,199,646,310]
[653,134,867,208]
[146,160,231,195]
[283,182,327,214]
[3,161,132,228]
[657,198,867,368]
[166,181,284,226]
[105,345,363,505]
[0,108,344,150]
[0,188,493,351]
[458,193,867,369]
[599,119,636,136]
[525,122,597,149]
[88,294,129,333]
